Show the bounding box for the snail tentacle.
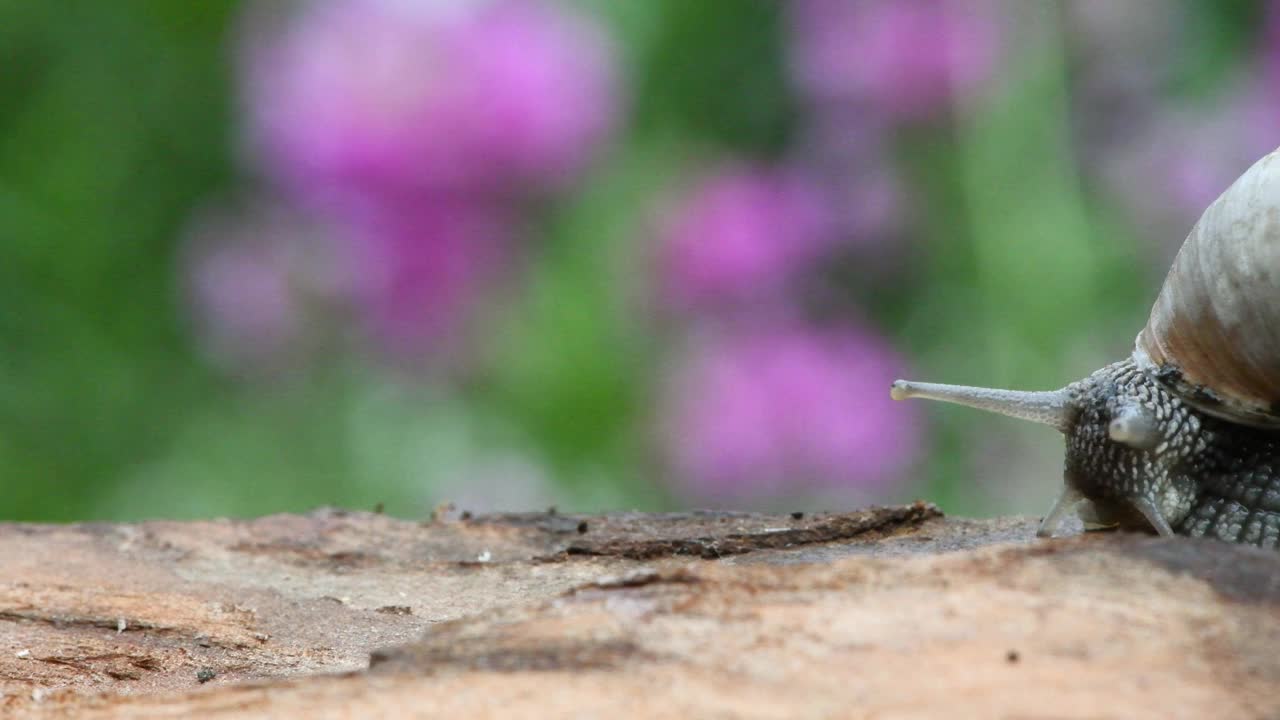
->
[889,380,1072,432]
[1036,484,1084,538]
[1130,496,1177,538]
[1107,401,1160,450]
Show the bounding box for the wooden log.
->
[1,503,1277,718]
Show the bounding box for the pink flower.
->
[339,200,511,358]
[1099,78,1280,254]
[789,0,1001,120]
[661,323,920,502]
[657,165,837,312]
[182,204,356,374]
[796,116,905,253]
[244,0,619,208]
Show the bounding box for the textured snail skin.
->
[1178,425,1280,545]
[1063,360,1280,548]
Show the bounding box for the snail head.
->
[891,362,1203,539]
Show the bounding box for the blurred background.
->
[1,0,1277,522]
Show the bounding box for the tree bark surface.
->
[2,503,1278,719]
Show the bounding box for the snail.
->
[891,148,1280,548]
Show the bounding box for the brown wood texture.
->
[2,503,1278,719]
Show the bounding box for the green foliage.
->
[484,147,670,507]
[0,1,238,520]
[631,0,796,153]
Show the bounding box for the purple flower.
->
[789,0,1001,120]
[1099,78,1280,254]
[661,323,920,502]
[182,204,356,374]
[340,200,510,358]
[243,0,620,208]
[1162,95,1277,215]
[656,165,838,312]
[795,114,906,256]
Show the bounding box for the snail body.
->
[891,149,1280,548]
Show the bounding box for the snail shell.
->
[1136,150,1280,428]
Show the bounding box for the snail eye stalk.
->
[890,380,1072,433]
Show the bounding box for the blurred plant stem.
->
[480,138,686,511]
[908,3,1122,517]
